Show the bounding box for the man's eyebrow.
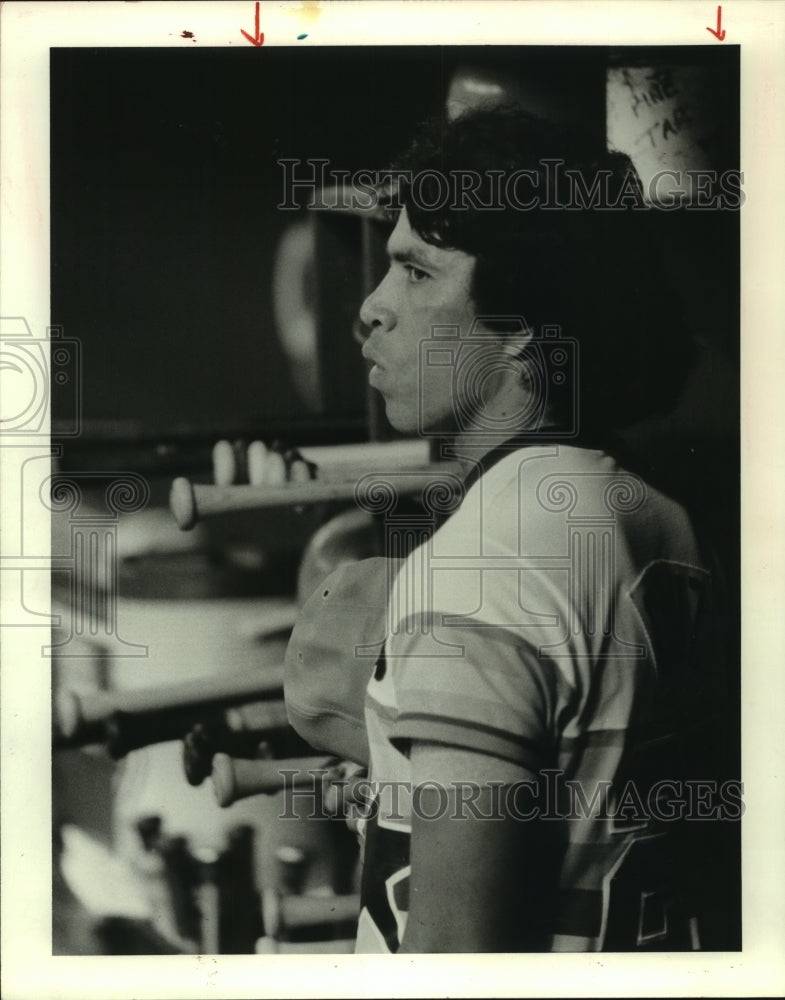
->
[386,243,442,271]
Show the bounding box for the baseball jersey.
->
[354,443,724,953]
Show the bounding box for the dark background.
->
[50,46,452,452]
[50,45,739,492]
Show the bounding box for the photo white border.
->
[1,1,784,997]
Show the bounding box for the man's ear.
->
[471,316,534,351]
[497,332,539,389]
[492,329,535,364]
[497,337,532,360]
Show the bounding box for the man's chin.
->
[385,412,419,436]
[378,398,414,436]
[383,399,455,438]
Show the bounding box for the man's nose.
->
[359,274,396,334]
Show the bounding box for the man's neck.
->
[448,377,558,470]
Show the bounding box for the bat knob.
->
[182,726,213,787]
[170,477,197,531]
[54,688,81,740]
[212,752,237,807]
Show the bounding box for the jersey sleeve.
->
[385,612,572,773]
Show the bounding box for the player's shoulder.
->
[469,443,701,559]
[485,443,617,489]
[470,443,638,518]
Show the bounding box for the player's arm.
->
[398,740,538,954]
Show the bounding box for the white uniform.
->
[356,443,725,952]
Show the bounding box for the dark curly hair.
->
[383,107,697,431]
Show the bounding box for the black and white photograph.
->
[1,3,783,998]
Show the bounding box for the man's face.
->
[359,209,478,435]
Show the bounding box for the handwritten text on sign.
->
[607,63,719,204]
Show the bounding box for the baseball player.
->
[287,107,738,953]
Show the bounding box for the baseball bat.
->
[223,699,291,734]
[170,441,458,531]
[223,700,316,758]
[211,753,336,807]
[55,667,285,746]
[182,700,301,787]
[182,723,272,787]
[274,893,360,935]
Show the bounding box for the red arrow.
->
[706,5,726,41]
[241,2,264,47]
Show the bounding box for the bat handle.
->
[211,754,336,807]
[275,893,360,936]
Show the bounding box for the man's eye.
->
[404,265,429,283]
